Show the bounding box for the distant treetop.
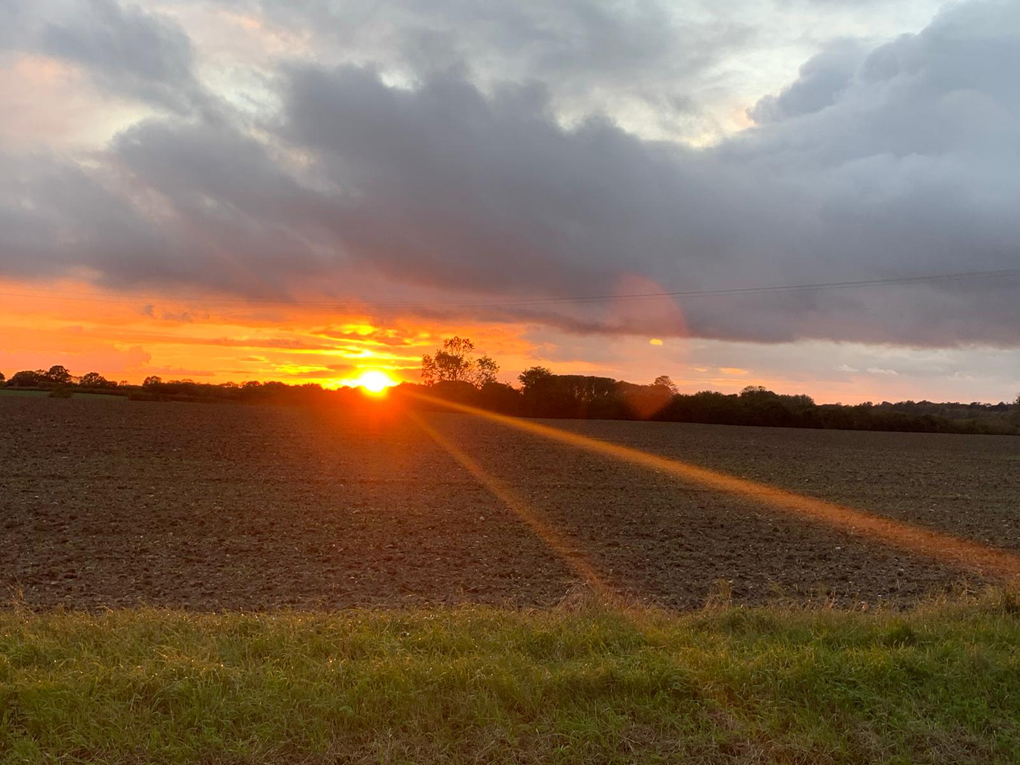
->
[653,375,678,394]
[421,337,499,388]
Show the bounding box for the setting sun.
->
[354,369,397,394]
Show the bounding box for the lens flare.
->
[411,392,1020,581]
[408,411,617,598]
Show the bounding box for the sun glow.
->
[353,369,397,394]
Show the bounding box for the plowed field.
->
[3,396,1019,609]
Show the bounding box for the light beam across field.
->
[411,394,1020,582]
[408,411,619,598]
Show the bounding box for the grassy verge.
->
[3,594,1020,764]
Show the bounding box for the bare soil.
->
[3,396,1019,610]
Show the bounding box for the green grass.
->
[3,593,1020,764]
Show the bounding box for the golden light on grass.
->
[354,369,397,394]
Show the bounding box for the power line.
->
[448,268,1020,308]
[1,267,1017,312]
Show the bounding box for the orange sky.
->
[2,2,1019,409]
[0,278,742,391]
[0,279,540,388]
[5,277,1003,404]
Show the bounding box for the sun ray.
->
[408,411,617,598]
[411,392,1020,581]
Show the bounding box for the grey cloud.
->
[3,0,209,114]
[42,0,198,111]
[279,66,729,295]
[749,41,864,123]
[251,0,753,138]
[0,119,324,296]
[0,151,169,280]
[1,0,1019,351]
[271,13,1020,347]
[0,0,39,53]
[736,0,1020,162]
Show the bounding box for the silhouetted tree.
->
[0,371,5,385]
[8,370,45,387]
[652,375,678,394]
[519,373,625,418]
[429,380,479,404]
[475,355,499,386]
[477,381,522,414]
[518,366,553,391]
[518,367,557,416]
[142,376,163,389]
[260,381,290,399]
[621,380,673,419]
[79,372,116,389]
[45,365,73,385]
[421,337,499,387]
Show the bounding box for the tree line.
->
[406,338,1020,435]
[0,365,353,405]
[3,340,1019,436]
[0,365,123,390]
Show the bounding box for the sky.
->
[1,0,1018,403]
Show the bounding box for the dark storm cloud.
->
[1,0,1019,348]
[279,65,729,295]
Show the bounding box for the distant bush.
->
[79,371,117,389]
[8,370,46,387]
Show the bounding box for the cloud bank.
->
[1,0,1018,348]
